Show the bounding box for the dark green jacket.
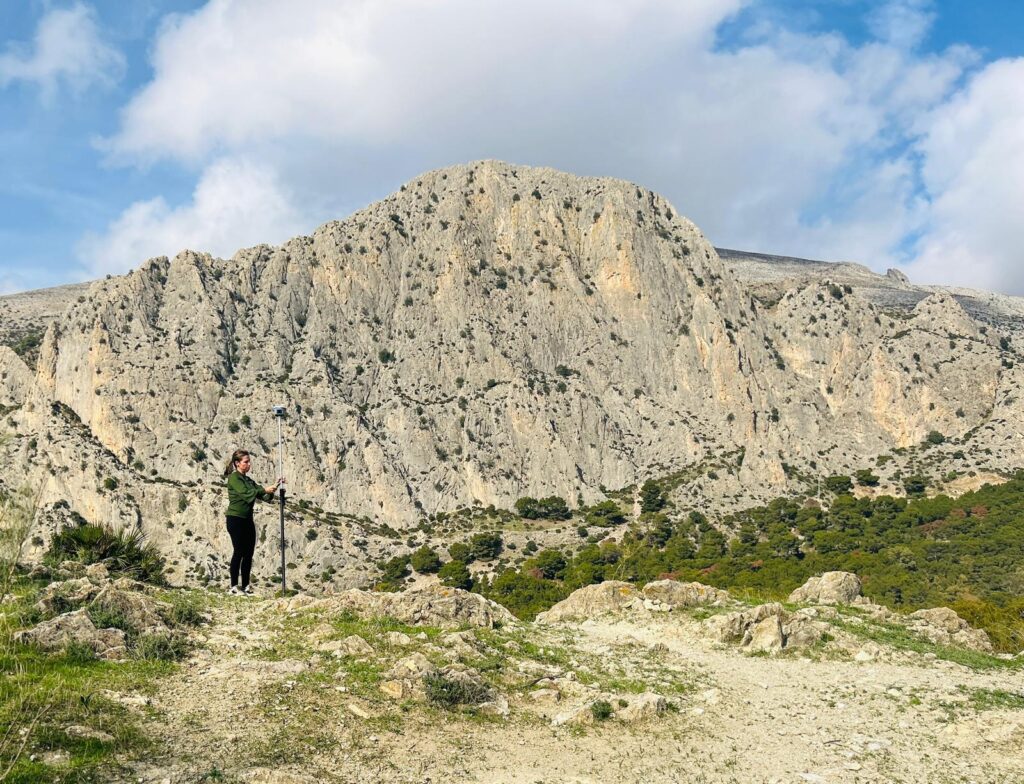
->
[226,471,274,518]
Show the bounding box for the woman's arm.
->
[229,472,271,505]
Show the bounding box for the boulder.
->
[385,631,412,647]
[337,635,373,656]
[35,577,99,615]
[783,612,829,650]
[325,584,514,629]
[788,572,862,605]
[89,583,170,635]
[536,581,639,623]
[84,562,109,581]
[703,603,785,645]
[747,614,785,653]
[906,607,993,653]
[640,580,730,608]
[386,653,437,681]
[14,609,127,659]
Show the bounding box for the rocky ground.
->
[26,572,1010,784]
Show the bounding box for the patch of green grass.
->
[0,576,180,780]
[962,686,1024,711]
[831,609,1024,671]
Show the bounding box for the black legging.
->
[226,515,256,588]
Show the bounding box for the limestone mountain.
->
[2,160,1022,586]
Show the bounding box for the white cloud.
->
[866,0,936,51]
[77,157,305,276]
[0,3,124,98]
[905,58,1024,294]
[82,0,1024,295]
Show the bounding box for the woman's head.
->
[224,449,251,477]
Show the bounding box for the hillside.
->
[1,160,1023,591]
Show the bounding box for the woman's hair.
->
[223,449,250,477]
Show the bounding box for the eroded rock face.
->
[788,572,862,605]
[536,581,639,623]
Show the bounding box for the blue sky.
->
[2,0,1023,294]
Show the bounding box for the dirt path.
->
[124,597,1024,784]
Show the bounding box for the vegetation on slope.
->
[469,474,1024,652]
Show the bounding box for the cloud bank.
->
[0,3,124,98]
[83,0,1024,295]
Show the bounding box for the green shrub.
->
[590,700,613,720]
[423,671,490,708]
[438,560,472,590]
[514,496,570,520]
[448,542,473,564]
[46,523,166,584]
[525,549,567,580]
[925,430,946,445]
[379,555,410,584]
[469,532,503,561]
[584,500,626,527]
[639,480,665,513]
[410,545,442,574]
[854,469,880,487]
[824,475,853,494]
[132,633,189,662]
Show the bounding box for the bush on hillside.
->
[45,522,166,585]
[438,560,472,590]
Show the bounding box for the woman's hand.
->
[265,479,281,494]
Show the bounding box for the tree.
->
[469,532,503,561]
[639,480,665,513]
[438,560,472,590]
[925,430,946,445]
[855,469,880,487]
[903,475,928,496]
[526,549,567,580]
[584,500,626,527]
[516,495,570,520]
[824,475,853,495]
[448,542,473,564]
[380,555,410,584]
[537,496,571,520]
[514,497,541,519]
[410,545,442,574]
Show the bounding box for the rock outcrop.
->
[14,609,127,659]
[788,572,862,605]
[907,607,993,653]
[537,581,640,623]
[300,583,515,629]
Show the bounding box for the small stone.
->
[347,703,370,719]
[380,680,407,700]
[385,631,412,646]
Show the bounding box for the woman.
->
[223,449,283,595]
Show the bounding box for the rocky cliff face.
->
[2,161,1022,586]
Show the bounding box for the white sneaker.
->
[228,586,242,596]
[242,585,255,596]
